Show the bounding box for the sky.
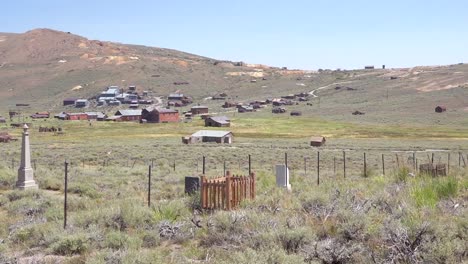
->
[2,0,468,70]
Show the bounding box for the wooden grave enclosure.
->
[200,171,255,210]
[419,163,447,176]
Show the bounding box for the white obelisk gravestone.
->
[16,124,38,190]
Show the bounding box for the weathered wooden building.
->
[191,106,209,115]
[205,116,230,127]
[114,109,142,122]
[66,113,88,121]
[183,130,233,144]
[141,107,179,123]
[63,98,77,106]
[310,136,326,147]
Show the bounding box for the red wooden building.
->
[141,107,179,123]
[66,113,88,120]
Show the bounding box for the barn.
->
[141,107,179,123]
[114,109,142,122]
[191,106,209,115]
[435,106,447,113]
[183,130,233,144]
[66,113,88,121]
[205,116,230,127]
[310,136,326,147]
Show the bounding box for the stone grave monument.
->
[16,124,38,190]
[275,164,291,191]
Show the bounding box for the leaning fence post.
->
[317,151,320,185]
[226,171,232,210]
[148,165,152,207]
[64,161,69,229]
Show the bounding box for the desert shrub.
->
[104,231,141,250]
[215,246,304,264]
[277,227,314,254]
[382,221,434,263]
[411,176,459,207]
[68,183,101,199]
[394,166,410,182]
[152,199,190,222]
[302,237,364,264]
[141,231,161,248]
[51,233,89,255]
[0,167,15,189]
[38,176,62,191]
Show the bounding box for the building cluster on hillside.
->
[63,85,153,109]
[167,93,193,107]
[220,91,311,114]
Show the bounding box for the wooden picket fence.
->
[200,171,256,210]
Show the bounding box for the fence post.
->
[382,154,385,175]
[148,165,152,207]
[447,153,450,174]
[413,152,416,172]
[396,154,399,169]
[202,156,206,175]
[223,160,226,176]
[173,160,176,171]
[431,153,434,164]
[200,175,206,209]
[363,152,367,177]
[248,154,251,175]
[285,152,288,170]
[343,151,346,178]
[459,152,461,168]
[226,171,232,210]
[317,151,320,185]
[64,161,69,229]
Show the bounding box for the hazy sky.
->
[2,0,468,70]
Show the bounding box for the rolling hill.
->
[0,28,467,127]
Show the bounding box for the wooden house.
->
[66,113,88,121]
[205,116,230,127]
[141,107,179,123]
[63,98,77,106]
[191,106,209,115]
[310,136,326,147]
[114,109,142,121]
[183,130,233,144]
